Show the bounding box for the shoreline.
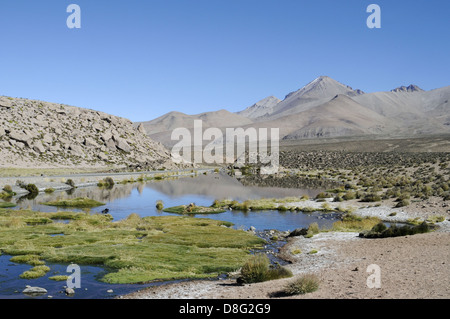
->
[120,203,450,299]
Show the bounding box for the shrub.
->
[2,185,13,193]
[98,177,115,188]
[315,192,328,200]
[239,254,292,284]
[66,179,75,188]
[395,199,410,208]
[25,184,39,195]
[360,193,381,202]
[305,223,320,238]
[156,200,164,210]
[360,222,430,238]
[104,177,114,186]
[342,191,356,200]
[44,188,55,193]
[283,274,320,295]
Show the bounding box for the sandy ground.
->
[122,207,450,300]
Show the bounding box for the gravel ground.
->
[121,204,450,300]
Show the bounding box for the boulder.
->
[69,144,84,156]
[288,228,308,237]
[8,130,31,146]
[114,136,131,153]
[33,141,46,154]
[84,137,99,148]
[105,139,117,151]
[23,286,47,296]
[0,98,13,109]
[137,123,147,134]
[65,287,75,296]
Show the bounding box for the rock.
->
[65,287,75,295]
[137,123,147,134]
[32,141,46,154]
[69,144,84,156]
[8,130,31,146]
[23,286,48,296]
[288,228,308,237]
[105,139,117,151]
[84,137,99,148]
[114,136,132,153]
[98,152,108,161]
[42,134,53,145]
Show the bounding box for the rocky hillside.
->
[0,96,176,169]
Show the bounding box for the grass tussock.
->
[239,254,293,284]
[43,197,105,208]
[283,274,320,295]
[331,213,381,232]
[360,221,432,238]
[0,202,16,208]
[163,204,226,215]
[19,265,51,279]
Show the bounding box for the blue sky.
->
[0,0,449,121]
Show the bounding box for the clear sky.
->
[0,0,449,121]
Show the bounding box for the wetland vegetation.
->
[0,208,264,284]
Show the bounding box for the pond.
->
[1,172,342,299]
[10,172,337,232]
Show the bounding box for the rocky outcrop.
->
[0,96,178,169]
[391,84,423,93]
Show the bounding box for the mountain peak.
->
[391,84,423,93]
[285,76,364,100]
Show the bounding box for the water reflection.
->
[11,173,337,231]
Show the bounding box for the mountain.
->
[236,96,281,119]
[0,96,175,169]
[255,76,365,121]
[136,76,450,146]
[391,84,424,93]
[135,109,254,146]
[137,109,253,135]
[237,94,389,140]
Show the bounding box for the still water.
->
[1,172,341,299]
[11,173,337,231]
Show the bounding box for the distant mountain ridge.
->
[136,76,450,146]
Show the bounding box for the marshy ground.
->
[1,140,450,299]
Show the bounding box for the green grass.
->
[163,205,226,215]
[19,265,51,279]
[10,254,45,266]
[42,197,105,208]
[49,275,69,281]
[0,208,264,284]
[330,213,381,232]
[0,202,16,208]
[213,197,313,212]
